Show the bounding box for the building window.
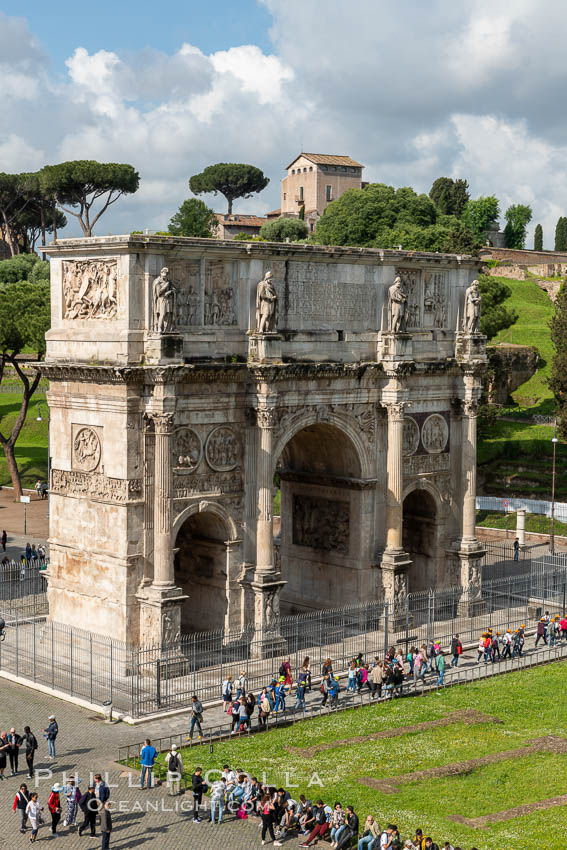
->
[310,222,314,232]
[321,165,328,171]
[330,166,336,172]
[299,186,304,201]
[326,185,332,201]
[283,192,286,200]
[303,167,307,172]
[309,166,313,171]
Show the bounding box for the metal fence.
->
[0,560,48,616]
[477,495,567,521]
[1,555,566,718]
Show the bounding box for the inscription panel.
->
[284,262,376,327]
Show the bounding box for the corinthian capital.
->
[147,412,175,434]
[256,407,277,430]
[382,401,407,421]
[463,399,479,418]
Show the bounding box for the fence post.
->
[70,632,73,696]
[156,659,161,708]
[383,602,389,658]
[51,621,54,690]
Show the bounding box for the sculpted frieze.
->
[204,260,237,326]
[51,468,142,502]
[404,453,450,475]
[292,494,349,554]
[173,471,242,499]
[62,259,118,320]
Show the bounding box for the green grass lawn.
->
[489,275,556,413]
[0,388,48,488]
[126,661,567,850]
[476,510,567,536]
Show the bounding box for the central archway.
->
[275,421,373,615]
[174,508,233,633]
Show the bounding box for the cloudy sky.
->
[2,0,566,247]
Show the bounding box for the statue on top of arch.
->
[463,279,482,334]
[388,273,408,333]
[256,271,278,333]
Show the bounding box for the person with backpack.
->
[501,630,512,659]
[78,785,97,837]
[166,744,183,796]
[295,675,307,711]
[491,633,500,663]
[329,675,341,707]
[13,782,31,833]
[279,657,293,689]
[25,792,43,843]
[450,635,462,667]
[236,670,247,699]
[222,676,233,711]
[274,679,287,712]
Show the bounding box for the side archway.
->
[173,501,238,633]
[402,481,444,593]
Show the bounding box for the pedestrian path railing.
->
[117,639,567,765]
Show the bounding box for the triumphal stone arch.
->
[41,236,486,648]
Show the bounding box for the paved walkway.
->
[0,640,563,848]
[0,487,48,540]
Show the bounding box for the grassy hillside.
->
[489,274,555,413]
[0,385,48,488]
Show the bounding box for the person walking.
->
[279,657,293,689]
[35,480,43,500]
[436,651,445,686]
[42,715,58,758]
[258,690,271,730]
[222,675,233,711]
[7,727,21,775]
[513,537,520,561]
[501,630,512,659]
[320,674,330,707]
[94,774,110,807]
[370,661,384,698]
[139,738,157,789]
[25,792,43,843]
[100,801,112,850]
[23,727,38,779]
[165,744,183,796]
[78,785,98,837]
[450,635,462,667]
[63,776,80,826]
[48,783,63,837]
[13,782,31,833]
[191,766,207,823]
[535,618,548,647]
[0,730,10,779]
[236,670,247,699]
[189,695,203,740]
[1,530,6,551]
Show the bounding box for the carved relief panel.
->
[62,259,118,320]
[173,427,202,473]
[398,268,421,329]
[205,426,242,471]
[204,260,237,326]
[423,271,447,328]
[168,260,201,328]
[292,495,350,554]
[403,416,420,456]
[71,425,103,472]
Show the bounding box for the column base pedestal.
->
[145,332,183,364]
[457,541,486,616]
[250,572,287,659]
[247,332,283,364]
[455,332,486,361]
[381,550,413,630]
[137,584,188,649]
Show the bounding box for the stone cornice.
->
[279,468,377,491]
[40,233,482,269]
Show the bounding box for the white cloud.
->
[0,133,44,171]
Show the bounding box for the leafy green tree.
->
[0,172,41,256]
[461,196,500,242]
[477,275,518,340]
[534,223,543,251]
[189,163,269,215]
[429,177,470,217]
[168,198,217,238]
[12,204,66,252]
[555,217,567,251]
[0,279,50,497]
[39,161,139,237]
[259,217,308,242]
[550,282,567,437]
[503,204,532,249]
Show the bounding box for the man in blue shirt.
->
[140,739,157,789]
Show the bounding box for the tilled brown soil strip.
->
[448,793,567,828]
[358,735,567,794]
[286,709,501,758]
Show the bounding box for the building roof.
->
[286,152,364,169]
[215,214,267,228]
[266,208,282,217]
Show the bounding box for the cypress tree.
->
[534,223,543,251]
[549,282,567,438]
[555,217,567,251]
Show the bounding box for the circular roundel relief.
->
[403,416,420,457]
[421,414,449,454]
[205,426,242,472]
[73,427,101,472]
[174,428,202,473]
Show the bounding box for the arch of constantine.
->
[41,236,486,648]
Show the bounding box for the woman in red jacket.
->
[48,783,63,837]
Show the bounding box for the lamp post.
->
[551,420,558,556]
[36,404,50,520]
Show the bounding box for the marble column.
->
[384,402,406,554]
[151,412,175,587]
[255,407,276,574]
[458,390,485,613]
[461,399,479,545]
